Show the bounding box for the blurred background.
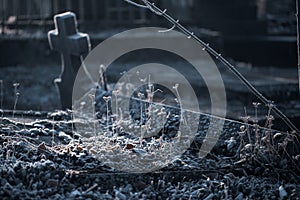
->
[0,0,299,130]
[0,0,297,66]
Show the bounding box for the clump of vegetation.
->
[233,102,300,180]
[0,75,299,199]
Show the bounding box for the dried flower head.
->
[173,83,179,90]
[103,96,111,102]
[252,102,261,108]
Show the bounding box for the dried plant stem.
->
[103,96,111,133]
[173,84,186,125]
[89,94,97,136]
[125,0,300,134]
[253,102,260,148]
[113,90,119,120]
[264,103,274,153]
[12,96,19,118]
[83,184,98,194]
[242,107,252,146]
[12,83,20,118]
[137,92,144,145]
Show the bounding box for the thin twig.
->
[124,0,148,9]
[83,183,98,194]
[124,0,300,134]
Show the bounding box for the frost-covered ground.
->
[0,108,299,199]
[0,61,299,199]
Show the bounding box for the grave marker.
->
[48,11,91,110]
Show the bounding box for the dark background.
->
[0,0,297,67]
[0,0,299,131]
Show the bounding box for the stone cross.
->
[48,12,91,110]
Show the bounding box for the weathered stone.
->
[48,12,91,110]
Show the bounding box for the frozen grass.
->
[0,103,299,199]
[73,82,197,173]
[235,101,300,177]
[12,83,20,118]
[68,77,300,175]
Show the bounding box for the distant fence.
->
[0,0,296,35]
[0,0,194,34]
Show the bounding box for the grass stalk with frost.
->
[12,83,20,118]
[137,92,145,145]
[263,102,274,153]
[112,90,119,120]
[236,125,246,158]
[79,101,86,117]
[242,107,251,146]
[89,94,97,136]
[103,96,111,133]
[173,83,186,125]
[252,102,261,148]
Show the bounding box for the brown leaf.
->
[125,143,134,150]
[76,145,83,152]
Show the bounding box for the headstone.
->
[48,12,91,110]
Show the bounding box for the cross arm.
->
[48,31,90,56]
